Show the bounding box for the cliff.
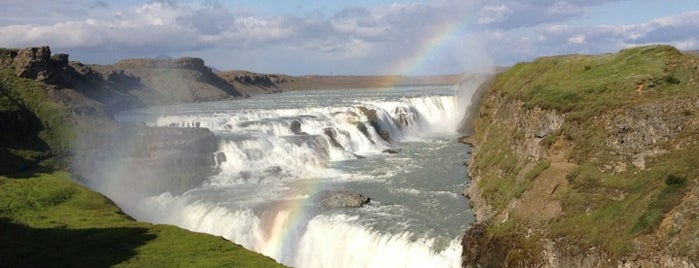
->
[0,46,285,266]
[91,57,243,105]
[462,45,698,267]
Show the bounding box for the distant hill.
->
[685,49,699,56]
[218,71,463,93]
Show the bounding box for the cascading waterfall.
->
[103,86,477,268]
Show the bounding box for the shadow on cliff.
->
[0,218,155,268]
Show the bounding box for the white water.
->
[102,84,481,268]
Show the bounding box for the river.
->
[107,85,476,268]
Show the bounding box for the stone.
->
[313,191,370,209]
[382,149,400,154]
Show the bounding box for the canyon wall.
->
[462,45,699,267]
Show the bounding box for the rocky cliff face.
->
[217,70,289,95]
[0,46,247,176]
[1,46,250,115]
[462,45,699,267]
[74,126,222,198]
[91,57,244,106]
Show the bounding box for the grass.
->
[468,45,699,262]
[0,171,286,268]
[491,45,698,161]
[551,129,697,257]
[0,69,72,173]
[0,65,286,267]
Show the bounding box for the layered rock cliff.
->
[462,45,699,267]
[0,46,231,173]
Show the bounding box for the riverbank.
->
[461,45,698,267]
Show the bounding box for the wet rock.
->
[290,120,308,135]
[382,149,400,154]
[356,123,374,143]
[323,128,344,149]
[358,107,391,143]
[313,191,371,209]
[394,106,416,130]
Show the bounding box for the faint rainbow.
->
[257,19,470,260]
[261,178,327,260]
[381,17,468,86]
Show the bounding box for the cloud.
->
[477,4,513,25]
[483,10,699,64]
[0,0,695,75]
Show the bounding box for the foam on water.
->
[104,85,481,268]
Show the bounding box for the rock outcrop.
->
[0,46,66,84]
[218,70,289,95]
[313,191,371,209]
[461,45,699,267]
[75,126,221,197]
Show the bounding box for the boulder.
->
[382,149,400,154]
[290,120,303,134]
[323,128,344,149]
[313,191,370,209]
[358,107,391,143]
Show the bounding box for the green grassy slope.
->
[0,68,72,173]
[466,45,699,264]
[0,64,286,266]
[0,171,285,267]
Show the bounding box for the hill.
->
[217,71,462,92]
[461,45,698,267]
[0,46,285,267]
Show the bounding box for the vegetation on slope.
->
[0,54,286,267]
[0,68,73,173]
[466,45,698,265]
[0,171,285,268]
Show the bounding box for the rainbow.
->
[256,16,471,260]
[260,179,328,260]
[381,14,470,86]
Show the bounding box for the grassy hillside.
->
[0,60,286,266]
[0,68,74,173]
[465,45,699,266]
[0,171,285,267]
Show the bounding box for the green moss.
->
[631,174,689,234]
[0,171,286,267]
[524,160,550,181]
[0,69,73,173]
[470,45,699,260]
[552,144,698,257]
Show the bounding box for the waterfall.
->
[101,86,477,268]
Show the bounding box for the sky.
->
[0,0,697,76]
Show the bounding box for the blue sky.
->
[0,0,697,75]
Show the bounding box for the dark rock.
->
[356,123,374,143]
[313,191,371,209]
[324,128,344,149]
[457,136,474,146]
[461,223,508,268]
[51,53,69,65]
[358,107,391,143]
[382,149,400,154]
[215,152,227,164]
[290,120,303,134]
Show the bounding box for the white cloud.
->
[0,0,695,75]
[568,34,585,44]
[477,4,513,25]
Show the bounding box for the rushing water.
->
[109,86,475,268]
